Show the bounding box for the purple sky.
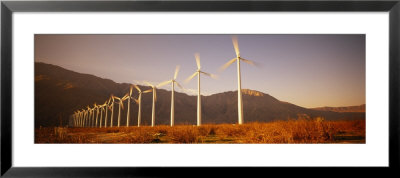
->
[35,34,365,108]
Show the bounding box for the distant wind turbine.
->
[82,109,87,127]
[185,53,217,126]
[95,103,100,127]
[104,99,110,128]
[219,36,257,125]
[100,104,105,128]
[109,95,115,127]
[114,94,129,127]
[133,84,144,127]
[126,86,133,127]
[87,106,93,127]
[143,81,157,127]
[158,65,184,126]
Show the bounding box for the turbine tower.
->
[158,65,184,126]
[126,86,133,127]
[109,95,115,127]
[104,99,110,128]
[143,81,157,127]
[114,94,128,127]
[99,104,105,128]
[95,103,100,127]
[219,36,256,125]
[133,85,144,127]
[185,53,217,126]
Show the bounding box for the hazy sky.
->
[35,34,365,108]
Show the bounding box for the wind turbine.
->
[99,104,105,128]
[87,106,92,127]
[104,99,110,128]
[80,110,84,127]
[158,65,184,126]
[114,94,129,127]
[143,81,157,127]
[219,36,257,125]
[126,86,133,127]
[185,53,217,126]
[82,109,87,127]
[91,107,95,127]
[95,103,100,127]
[76,111,81,127]
[133,84,144,127]
[109,95,115,127]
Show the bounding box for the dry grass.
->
[35,118,365,144]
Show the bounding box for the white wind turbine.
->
[185,53,217,126]
[82,109,88,127]
[219,36,257,125]
[133,84,144,127]
[73,111,78,127]
[87,106,93,127]
[104,99,110,128]
[114,94,129,127]
[126,86,133,127]
[99,104,105,128]
[143,81,157,127]
[80,110,84,127]
[95,103,100,127]
[109,95,115,127]
[76,110,82,127]
[158,65,184,127]
[89,105,96,127]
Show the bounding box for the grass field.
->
[35,118,365,144]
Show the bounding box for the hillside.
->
[34,62,365,128]
[311,104,366,113]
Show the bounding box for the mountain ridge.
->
[34,62,365,127]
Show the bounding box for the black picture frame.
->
[1,0,399,177]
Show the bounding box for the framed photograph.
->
[1,0,399,177]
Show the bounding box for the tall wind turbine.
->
[87,106,92,127]
[104,99,110,128]
[185,53,217,126]
[82,109,87,127]
[95,103,100,127]
[219,36,257,125]
[158,65,184,126]
[143,81,157,127]
[114,94,128,127]
[126,86,133,127]
[91,107,95,127]
[133,84,144,127]
[109,95,115,127]
[99,104,105,128]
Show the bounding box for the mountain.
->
[311,104,366,113]
[34,62,365,128]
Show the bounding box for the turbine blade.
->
[240,57,257,66]
[134,84,141,92]
[120,101,124,109]
[219,58,237,71]
[144,81,154,87]
[134,98,139,104]
[185,72,198,83]
[195,53,201,69]
[175,81,184,90]
[201,71,218,79]
[174,65,180,80]
[232,35,240,57]
[157,80,172,88]
[143,89,152,93]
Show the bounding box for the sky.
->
[35,34,365,108]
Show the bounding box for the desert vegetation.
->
[35,118,365,144]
